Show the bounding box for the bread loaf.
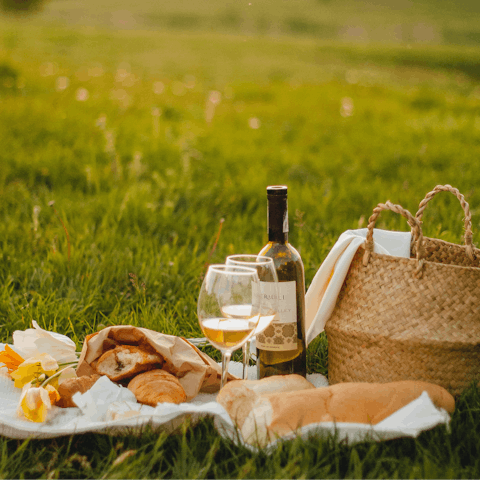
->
[128,369,187,406]
[57,374,102,408]
[216,375,314,432]
[95,345,164,382]
[217,377,455,446]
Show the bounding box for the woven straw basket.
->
[325,185,480,397]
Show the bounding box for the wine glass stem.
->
[221,351,232,389]
[242,341,250,380]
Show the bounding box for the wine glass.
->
[225,255,279,379]
[197,264,261,389]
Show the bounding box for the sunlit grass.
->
[0,2,479,477]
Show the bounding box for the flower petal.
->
[58,366,77,385]
[45,385,60,406]
[0,345,24,373]
[11,363,42,389]
[17,385,52,423]
[13,321,77,363]
[38,353,59,372]
[10,354,58,388]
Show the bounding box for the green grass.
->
[0,0,479,477]
[1,385,479,478]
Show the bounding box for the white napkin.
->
[373,391,451,436]
[105,401,156,422]
[305,228,412,345]
[72,375,137,422]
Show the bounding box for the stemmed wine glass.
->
[197,264,261,389]
[225,255,279,379]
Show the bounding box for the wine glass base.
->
[223,360,258,380]
[215,360,330,388]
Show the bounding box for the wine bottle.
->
[257,185,307,378]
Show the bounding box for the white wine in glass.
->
[201,318,254,349]
[197,264,261,389]
[225,255,279,380]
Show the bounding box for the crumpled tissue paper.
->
[72,375,137,422]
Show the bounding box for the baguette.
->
[128,369,187,406]
[217,377,455,446]
[216,375,314,432]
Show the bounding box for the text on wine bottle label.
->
[256,281,298,351]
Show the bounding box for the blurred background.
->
[3,0,480,46]
[1,0,480,339]
[2,0,480,82]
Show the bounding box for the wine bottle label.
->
[256,281,298,352]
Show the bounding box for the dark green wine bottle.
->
[257,185,307,378]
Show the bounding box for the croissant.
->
[128,369,187,406]
[57,374,102,408]
[95,345,164,382]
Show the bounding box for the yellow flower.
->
[0,345,24,374]
[45,384,60,406]
[17,384,59,423]
[10,353,58,389]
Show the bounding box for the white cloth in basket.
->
[305,228,411,345]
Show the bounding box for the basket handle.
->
[363,200,425,277]
[416,184,475,261]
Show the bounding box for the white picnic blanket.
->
[0,346,450,448]
[305,228,412,345]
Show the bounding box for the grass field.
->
[0,0,480,477]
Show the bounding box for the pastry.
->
[95,345,164,382]
[128,369,187,406]
[57,374,102,408]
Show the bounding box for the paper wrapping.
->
[76,326,237,400]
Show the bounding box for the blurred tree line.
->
[1,0,46,14]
